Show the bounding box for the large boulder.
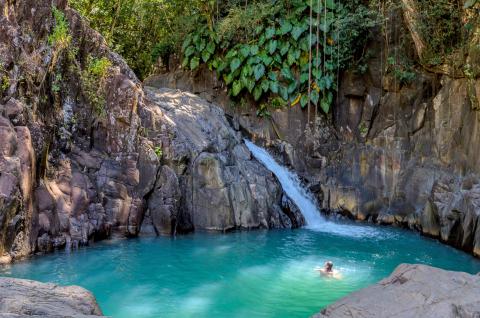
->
[315,264,480,318]
[0,277,105,317]
[141,87,304,233]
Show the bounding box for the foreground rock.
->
[0,277,105,317]
[315,264,480,318]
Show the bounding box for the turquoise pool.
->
[1,224,479,317]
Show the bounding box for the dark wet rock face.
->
[0,277,105,317]
[314,264,480,318]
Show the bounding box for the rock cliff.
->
[0,0,301,263]
[314,264,480,318]
[140,87,303,234]
[145,9,480,257]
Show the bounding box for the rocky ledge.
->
[0,277,105,317]
[315,264,480,318]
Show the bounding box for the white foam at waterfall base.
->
[244,140,383,239]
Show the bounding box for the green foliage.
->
[1,75,9,93]
[88,57,112,78]
[51,73,62,94]
[151,42,174,69]
[48,7,72,50]
[181,25,219,70]
[417,0,463,65]
[154,146,163,159]
[80,56,112,117]
[387,56,416,85]
[70,0,220,79]
[181,0,377,114]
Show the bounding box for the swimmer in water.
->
[315,261,342,279]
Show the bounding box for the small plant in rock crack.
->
[49,7,72,50]
[80,56,112,117]
[0,75,9,94]
[154,146,163,159]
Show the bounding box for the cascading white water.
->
[245,139,381,238]
[244,140,324,228]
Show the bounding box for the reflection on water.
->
[1,226,479,318]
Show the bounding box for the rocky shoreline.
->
[0,277,105,317]
[314,264,480,318]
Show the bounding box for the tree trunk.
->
[400,0,464,78]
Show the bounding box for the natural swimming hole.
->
[1,224,479,318]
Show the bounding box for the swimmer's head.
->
[325,261,333,272]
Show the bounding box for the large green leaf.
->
[253,85,263,101]
[268,40,278,54]
[279,85,289,101]
[300,72,309,84]
[184,46,195,57]
[287,81,297,94]
[291,25,305,41]
[182,37,192,52]
[223,73,234,85]
[300,94,309,108]
[311,90,319,105]
[280,41,291,56]
[217,61,228,73]
[232,81,242,96]
[190,56,200,70]
[244,77,255,93]
[261,79,270,93]
[201,50,211,63]
[250,45,259,56]
[281,67,294,81]
[197,38,206,52]
[268,72,277,81]
[181,57,189,68]
[279,20,293,35]
[320,97,330,113]
[265,27,276,39]
[240,45,251,58]
[259,52,273,66]
[287,48,301,66]
[325,0,336,9]
[230,58,241,72]
[324,75,333,90]
[254,64,266,81]
[320,92,333,113]
[270,81,279,94]
[312,69,323,80]
[206,42,216,54]
[225,50,237,60]
[241,64,252,78]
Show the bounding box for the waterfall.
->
[244,140,324,228]
[245,139,381,238]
